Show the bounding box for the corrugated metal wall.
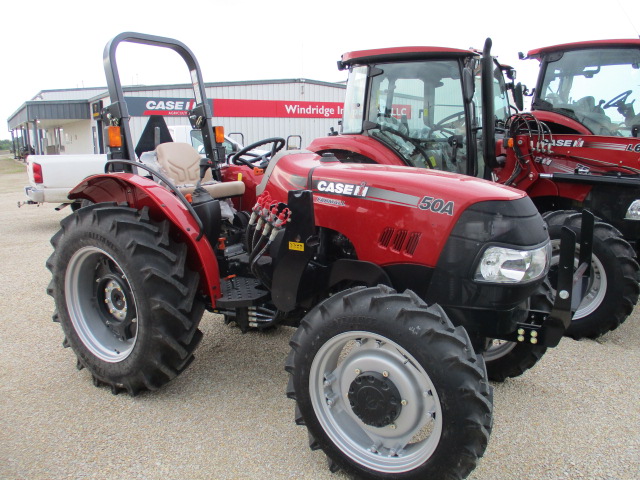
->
[126,80,346,149]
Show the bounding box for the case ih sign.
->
[125,97,344,118]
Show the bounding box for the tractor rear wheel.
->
[544,210,639,339]
[47,203,205,395]
[285,285,492,479]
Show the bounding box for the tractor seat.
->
[155,142,244,198]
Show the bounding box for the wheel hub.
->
[104,279,127,320]
[95,274,135,340]
[348,371,402,428]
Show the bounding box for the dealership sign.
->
[125,97,344,118]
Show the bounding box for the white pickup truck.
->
[19,127,262,210]
[21,154,108,210]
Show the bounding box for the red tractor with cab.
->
[48,33,593,480]
[308,38,639,342]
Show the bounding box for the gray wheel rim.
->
[309,331,443,473]
[65,246,138,362]
[550,240,607,320]
[483,339,517,361]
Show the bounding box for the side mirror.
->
[513,82,524,111]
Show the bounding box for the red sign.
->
[213,99,344,118]
[127,96,345,118]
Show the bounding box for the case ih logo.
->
[314,180,369,197]
[142,99,196,116]
[541,138,585,148]
[125,97,344,118]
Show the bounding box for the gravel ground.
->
[1,155,638,480]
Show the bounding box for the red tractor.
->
[308,38,639,341]
[48,33,592,479]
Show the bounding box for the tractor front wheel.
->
[286,285,492,479]
[483,279,552,382]
[47,203,205,395]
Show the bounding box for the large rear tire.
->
[47,203,205,395]
[286,285,492,479]
[544,210,639,339]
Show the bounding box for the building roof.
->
[7,78,346,130]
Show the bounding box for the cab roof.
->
[338,46,478,70]
[526,39,640,60]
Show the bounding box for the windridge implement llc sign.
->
[125,97,344,118]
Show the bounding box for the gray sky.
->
[2,0,639,141]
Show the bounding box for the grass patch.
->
[0,156,27,175]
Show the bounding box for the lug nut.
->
[326,394,338,408]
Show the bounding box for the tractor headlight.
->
[625,199,640,220]
[475,242,551,283]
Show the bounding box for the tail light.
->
[32,162,43,184]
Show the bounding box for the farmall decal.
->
[315,196,346,207]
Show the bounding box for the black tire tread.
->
[47,203,204,395]
[286,285,492,480]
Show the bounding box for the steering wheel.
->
[377,114,410,135]
[230,137,285,168]
[430,111,465,137]
[603,90,632,109]
[376,115,432,168]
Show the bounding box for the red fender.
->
[68,173,222,306]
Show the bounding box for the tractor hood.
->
[261,152,545,270]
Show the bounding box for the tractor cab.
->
[525,39,640,137]
[311,40,514,179]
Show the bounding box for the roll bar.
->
[101,32,218,174]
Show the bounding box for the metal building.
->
[7,78,346,156]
